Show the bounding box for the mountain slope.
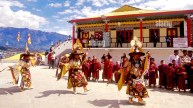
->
[0,27,68,51]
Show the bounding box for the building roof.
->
[69,5,193,24]
[111,5,141,12]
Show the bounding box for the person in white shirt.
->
[179,50,191,65]
[168,50,180,66]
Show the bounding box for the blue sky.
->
[0,0,193,35]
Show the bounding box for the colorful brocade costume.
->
[57,39,89,93]
[68,59,88,89]
[118,36,149,104]
[118,60,149,98]
[9,55,32,91]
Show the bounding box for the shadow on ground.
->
[88,99,145,108]
[35,89,87,98]
[0,86,21,95]
[148,87,193,97]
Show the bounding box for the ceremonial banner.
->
[17,32,20,42]
[27,33,31,44]
[103,32,110,48]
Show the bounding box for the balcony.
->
[79,36,191,48]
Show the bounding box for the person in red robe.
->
[184,57,193,93]
[166,63,175,90]
[91,56,97,80]
[92,58,101,81]
[82,60,90,81]
[107,58,114,83]
[148,58,158,87]
[113,61,121,83]
[120,53,128,67]
[172,60,178,89]
[176,63,187,92]
[189,58,193,93]
[87,57,92,81]
[102,56,109,81]
[48,51,52,69]
[158,60,167,88]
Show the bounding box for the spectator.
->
[148,58,158,87]
[113,61,121,83]
[166,35,171,47]
[48,51,52,69]
[107,52,112,60]
[158,60,167,88]
[168,50,180,66]
[51,51,56,69]
[117,33,122,47]
[153,32,159,47]
[120,53,128,66]
[0,53,3,64]
[188,50,193,58]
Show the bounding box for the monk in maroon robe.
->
[113,61,121,83]
[176,63,187,92]
[172,60,178,89]
[158,60,167,88]
[82,61,90,81]
[92,59,101,81]
[189,58,193,93]
[166,63,175,90]
[185,58,193,93]
[148,58,158,87]
[102,56,109,81]
[87,57,92,81]
[107,59,114,83]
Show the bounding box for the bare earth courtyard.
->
[1,63,193,108]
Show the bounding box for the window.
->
[117,30,133,43]
[81,32,89,47]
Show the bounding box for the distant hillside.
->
[0,27,68,51]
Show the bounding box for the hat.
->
[20,52,34,60]
[71,39,84,55]
[129,36,145,56]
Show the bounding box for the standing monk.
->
[176,63,187,92]
[148,58,158,87]
[189,57,193,93]
[92,59,101,81]
[113,61,121,83]
[185,57,193,93]
[102,56,109,81]
[82,59,90,81]
[107,57,114,83]
[166,63,175,90]
[87,57,92,81]
[158,60,167,88]
[172,60,178,89]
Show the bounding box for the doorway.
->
[167,28,178,47]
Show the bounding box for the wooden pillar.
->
[72,22,75,49]
[186,15,191,47]
[105,20,108,32]
[139,18,144,42]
